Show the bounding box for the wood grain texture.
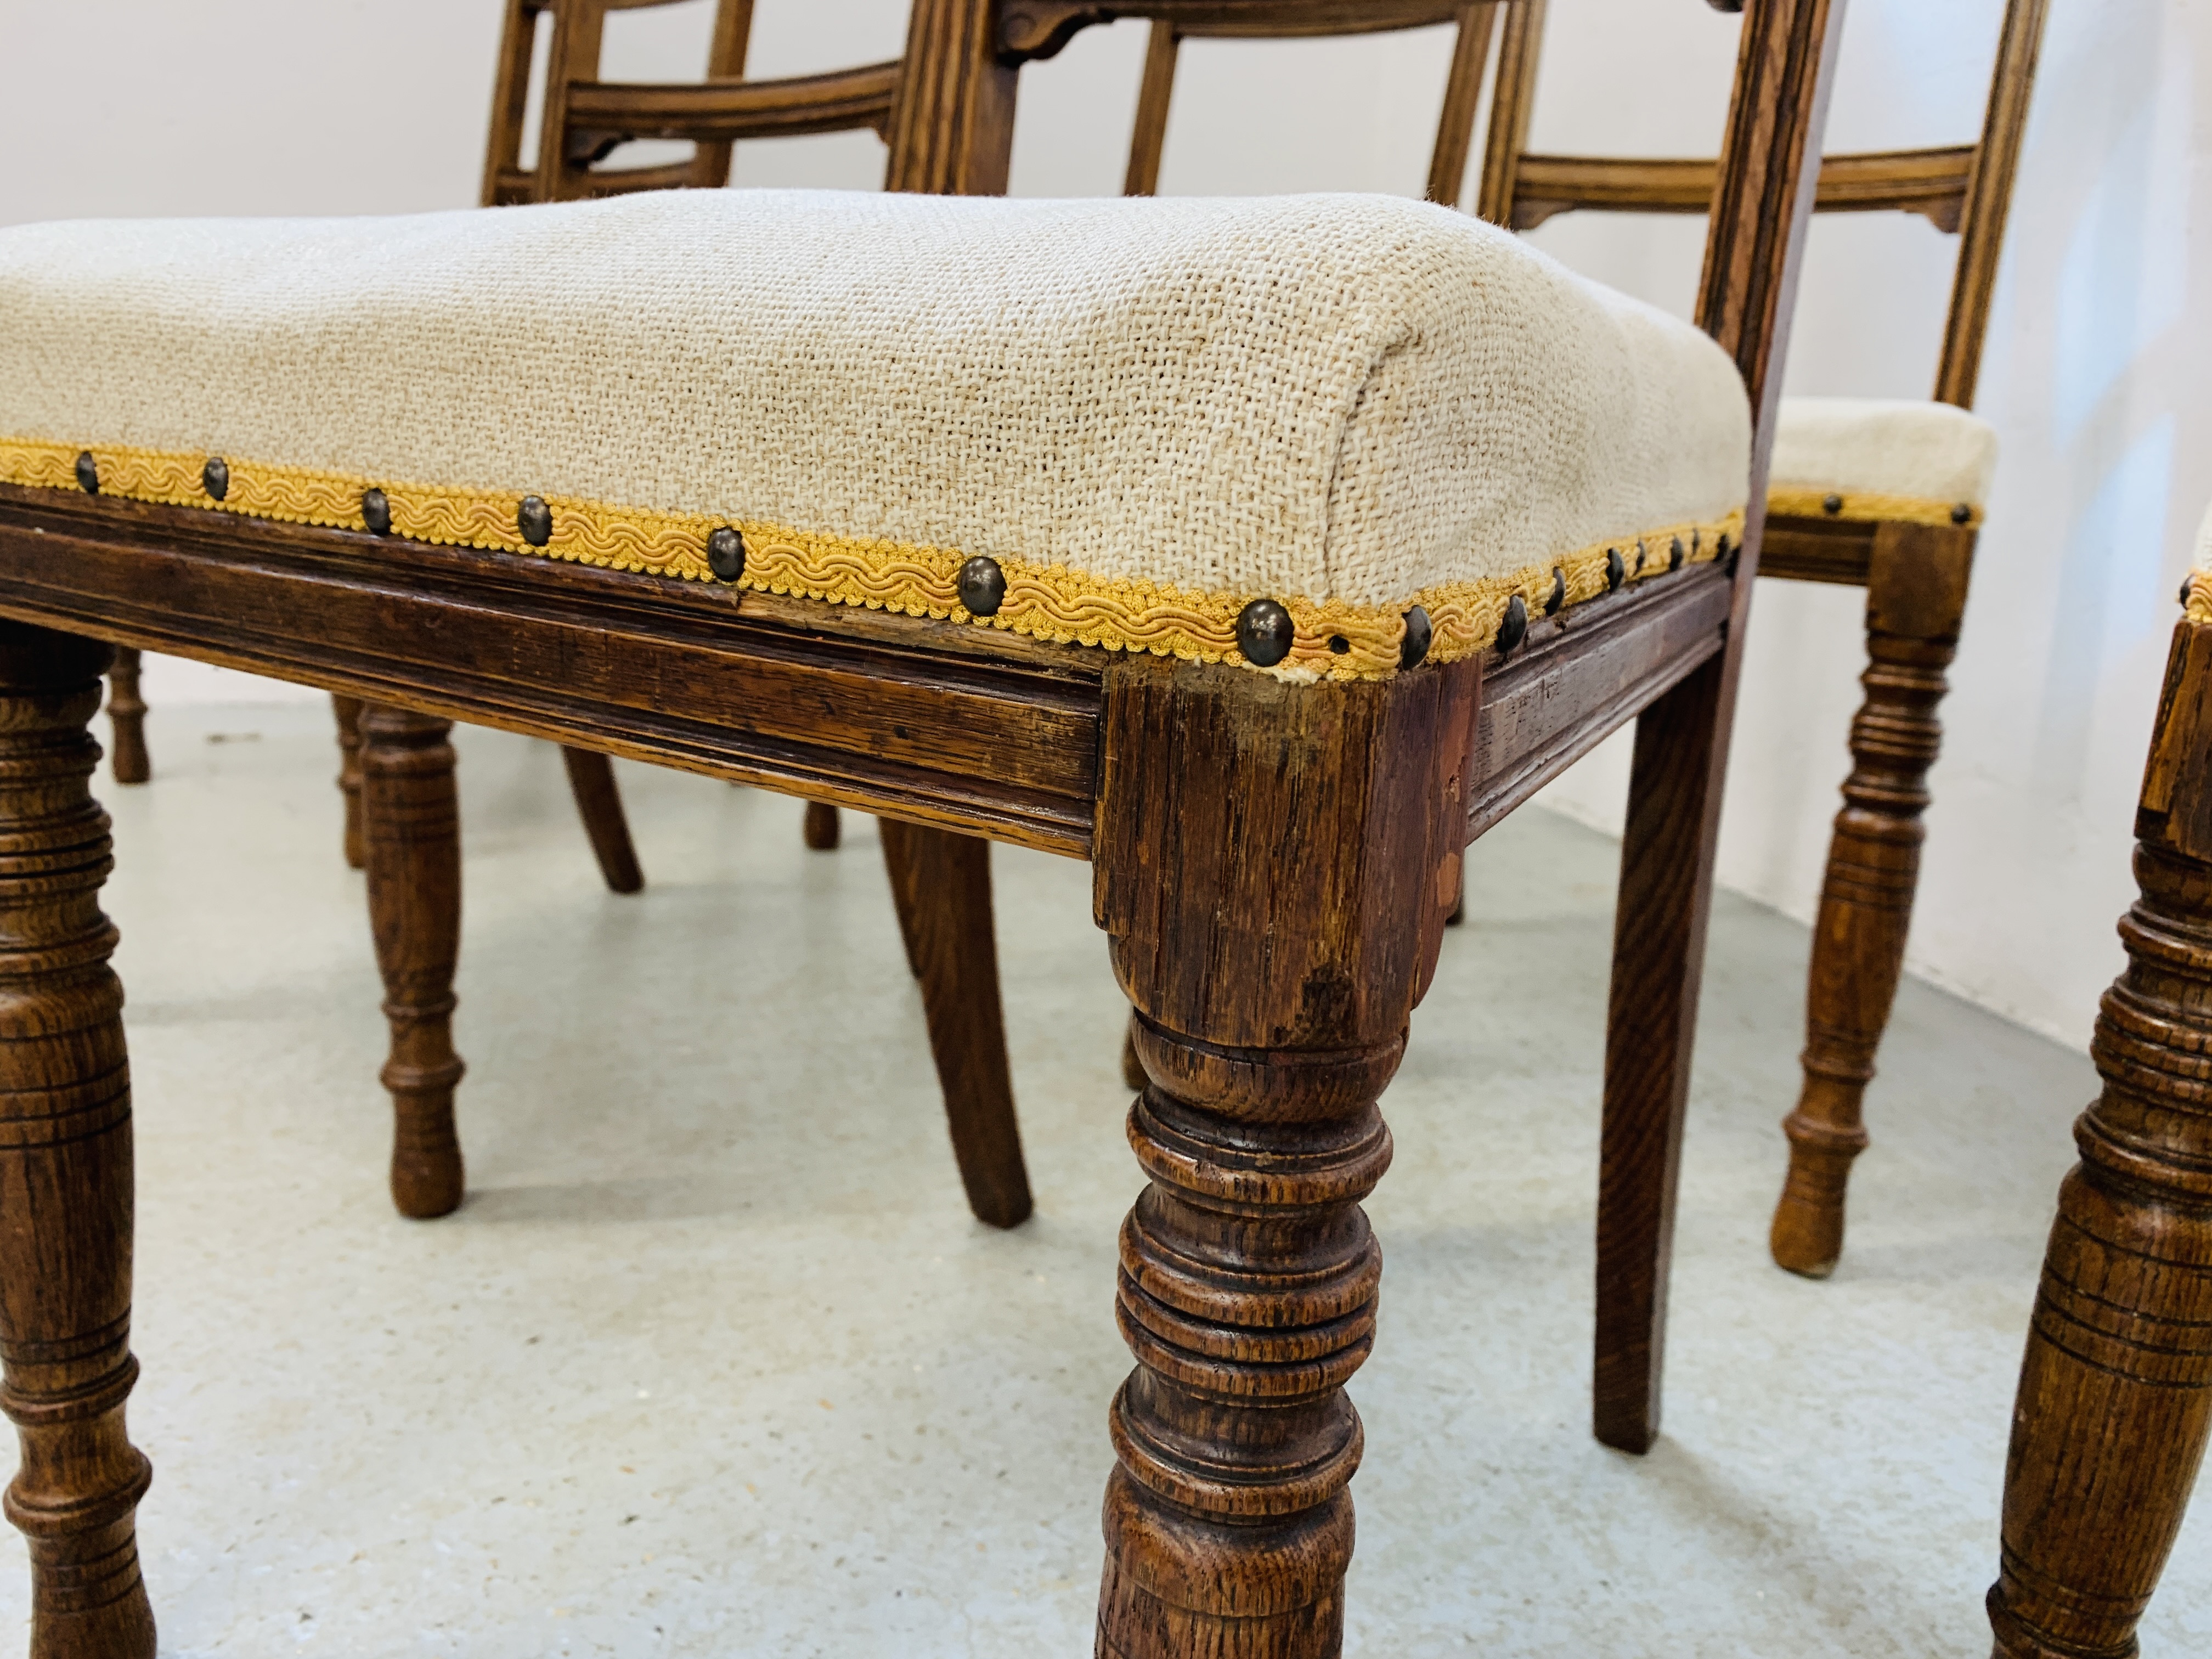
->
[1759,513,1877,586]
[1093,653,1478,1658]
[1771,522,1973,1277]
[362,706,467,1221]
[1004,0,1482,58]
[0,487,1105,857]
[1593,0,1846,1456]
[561,747,646,895]
[878,820,1032,1228]
[1594,651,1725,1455]
[331,695,367,872]
[563,59,899,148]
[1936,0,2048,408]
[0,624,156,1659]
[1426,5,1498,207]
[521,1,775,201]
[692,0,760,187]
[481,0,549,206]
[885,0,1018,195]
[103,646,147,786]
[1509,144,1974,232]
[1465,562,1731,844]
[1987,616,2212,1659]
[1473,0,1543,226]
[1122,24,1182,197]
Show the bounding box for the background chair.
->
[1468,0,2047,1276]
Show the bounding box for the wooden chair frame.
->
[1983,595,2212,1659]
[1477,0,2049,1275]
[0,0,1849,1652]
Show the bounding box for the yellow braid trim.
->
[1768,484,1982,531]
[0,437,1742,680]
[2184,571,2212,626]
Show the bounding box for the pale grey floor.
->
[7,699,2203,1656]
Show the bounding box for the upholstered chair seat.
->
[0,189,1750,682]
[1770,395,1999,527]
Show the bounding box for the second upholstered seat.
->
[0,188,1750,680]
[1771,397,1999,527]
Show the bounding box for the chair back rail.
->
[1484,0,2049,407]
[562,61,902,149]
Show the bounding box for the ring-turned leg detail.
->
[1773,522,1973,1277]
[1100,1021,1398,1658]
[0,623,157,1659]
[1988,616,2212,1658]
[331,695,365,871]
[1093,652,1478,1658]
[104,647,148,787]
[362,705,466,1220]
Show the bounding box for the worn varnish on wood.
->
[1987,614,2212,1658]
[0,1,1857,1653]
[0,624,157,1659]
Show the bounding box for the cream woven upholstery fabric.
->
[1771,397,1999,515]
[0,189,1750,674]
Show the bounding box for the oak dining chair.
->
[1980,513,2212,1659]
[0,0,1844,1651]
[1474,0,2047,1277]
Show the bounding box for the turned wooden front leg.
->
[1987,614,2212,1658]
[0,624,156,1658]
[1092,654,1477,1658]
[1103,1022,1397,1655]
[360,706,466,1219]
[1772,522,1974,1277]
[104,647,148,787]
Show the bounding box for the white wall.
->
[4,0,2204,1047]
